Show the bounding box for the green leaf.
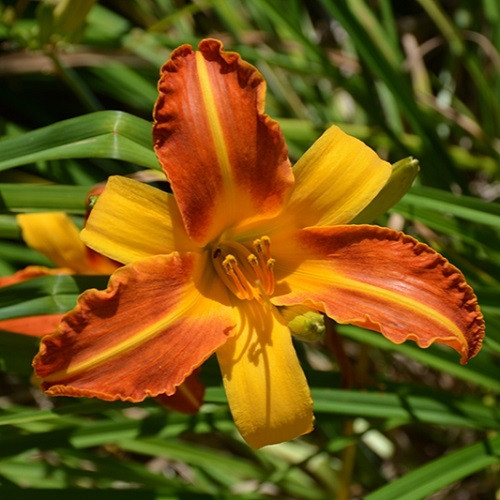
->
[339,325,500,393]
[118,438,262,478]
[0,215,21,238]
[0,331,39,376]
[0,185,89,213]
[0,274,109,320]
[205,386,499,429]
[366,434,500,500]
[318,0,458,188]
[398,186,500,228]
[0,111,159,172]
[311,389,499,429]
[0,400,131,427]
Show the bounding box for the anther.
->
[253,238,268,274]
[247,254,258,265]
[250,237,275,295]
[253,238,263,254]
[261,236,271,259]
[222,255,254,300]
[211,237,276,301]
[266,258,275,294]
[222,254,237,271]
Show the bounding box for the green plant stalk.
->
[48,51,103,112]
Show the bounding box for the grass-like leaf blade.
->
[0,111,159,172]
[365,434,500,500]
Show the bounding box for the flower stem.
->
[324,316,352,389]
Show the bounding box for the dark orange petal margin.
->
[271,225,484,364]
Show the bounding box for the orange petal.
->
[0,314,63,337]
[33,252,236,401]
[0,266,71,337]
[154,370,205,414]
[0,266,71,287]
[153,39,293,246]
[216,301,314,448]
[271,226,484,364]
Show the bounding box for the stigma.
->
[212,237,276,302]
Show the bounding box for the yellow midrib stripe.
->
[301,264,466,343]
[195,51,233,190]
[42,294,193,383]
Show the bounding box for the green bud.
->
[280,306,326,342]
[352,157,419,223]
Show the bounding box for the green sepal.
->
[352,157,419,223]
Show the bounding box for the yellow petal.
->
[287,126,392,227]
[81,176,194,265]
[216,301,314,448]
[17,212,91,273]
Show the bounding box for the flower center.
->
[211,236,276,301]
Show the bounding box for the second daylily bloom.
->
[0,182,121,336]
[33,39,484,448]
[0,210,118,336]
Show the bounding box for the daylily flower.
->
[0,191,202,414]
[33,39,484,448]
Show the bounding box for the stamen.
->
[232,261,256,300]
[261,236,271,260]
[266,258,275,294]
[252,239,265,265]
[211,236,276,301]
[222,254,236,269]
[248,253,266,285]
[222,255,253,300]
[252,238,269,290]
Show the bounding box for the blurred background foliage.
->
[0,0,498,498]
